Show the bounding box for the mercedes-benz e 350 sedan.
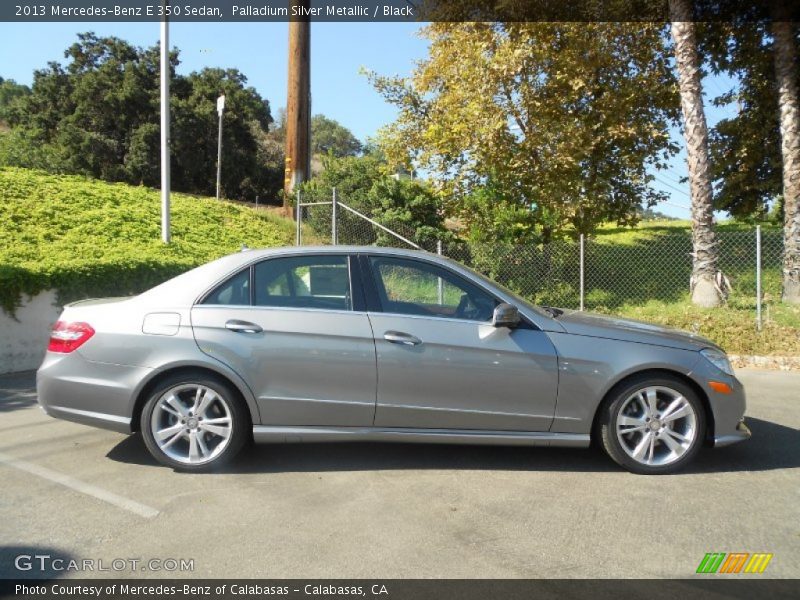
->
[37,246,750,474]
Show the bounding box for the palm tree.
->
[771,16,800,304]
[669,0,727,307]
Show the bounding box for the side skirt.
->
[252,426,590,448]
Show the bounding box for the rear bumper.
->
[37,350,150,434]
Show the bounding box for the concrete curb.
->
[730,355,800,371]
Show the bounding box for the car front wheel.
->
[599,375,706,475]
[141,373,248,471]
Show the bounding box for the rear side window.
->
[254,255,351,311]
[202,268,250,305]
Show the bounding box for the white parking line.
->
[0,451,159,519]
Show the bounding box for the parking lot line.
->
[0,450,159,519]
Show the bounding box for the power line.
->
[653,175,691,198]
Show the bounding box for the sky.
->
[0,21,739,220]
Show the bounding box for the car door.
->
[190,253,377,426]
[362,254,559,432]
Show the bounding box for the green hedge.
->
[0,167,294,314]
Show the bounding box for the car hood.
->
[554,310,720,352]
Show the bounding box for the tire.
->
[140,371,249,472]
[598,375,706,475]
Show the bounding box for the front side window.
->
[369,256,497,321]
[254,255,351,311]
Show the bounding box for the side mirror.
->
[492,303,520,328]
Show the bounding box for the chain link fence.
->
[295,192,785,328]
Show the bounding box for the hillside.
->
[0,167,296,312]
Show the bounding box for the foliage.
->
[0,77,30,124]
[699,20,791,218]
[366,22,680,237]
[269,110,363,161]
[0,167,295,315]
[3,33,282,201]
[310,114,363,157]
[294,154,454,248]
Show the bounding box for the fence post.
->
[332,187,338,245]
[756,225,762,331]
[437,239,444,304]
[295,189,301,246]
[579,233,585,311]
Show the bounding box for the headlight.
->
[701,348,734,376]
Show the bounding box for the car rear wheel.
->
[599,375,706,475]
[141,373,248,471]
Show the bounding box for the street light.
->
[216,94,225,200]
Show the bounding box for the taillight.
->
[48,321,95,353]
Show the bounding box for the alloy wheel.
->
[150,384,233,465]
[615,386,698,467]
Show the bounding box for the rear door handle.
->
[384,331,422,346]
[225,319,263,334]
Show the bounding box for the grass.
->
[0,167,297,312]
[599,300,800,356]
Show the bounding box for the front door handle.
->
[225,319,263,334]
[384,331,422,346]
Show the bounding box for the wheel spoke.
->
[618,415,647,435]
[188,432,201,462]
[200,421,230,438]
[660,429,686,455]
[161,405,182,418]
[645,389,658,416]
[191,387,202,412]
[164,393,188,417]
[161,429,184,450]
[196,432,210,458]
[195,389,217,417]
[155,422,183,441]
[632,432,653,461]
[662,404,692,423]
[663,428,689,443]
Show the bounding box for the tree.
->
[771,16,800,303]
[310,114,363,157]
[367,22,680,242]
[700,19,783,218]
[669,0,727,307]
[0,77,30,125]
[4,33,282,201]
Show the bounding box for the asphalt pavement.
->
[0,368,798,579]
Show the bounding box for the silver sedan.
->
[37,246,750,474]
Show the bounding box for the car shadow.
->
[106,417,799,475]
[0,545,75,579]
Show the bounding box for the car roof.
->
[135,246,442,308]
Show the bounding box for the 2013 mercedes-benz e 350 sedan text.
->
[37,247,750,474]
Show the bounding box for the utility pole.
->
[160,2,171,243]
[216,94,225,200]
[284,0,311,214]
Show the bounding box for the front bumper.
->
[715,419,752,447]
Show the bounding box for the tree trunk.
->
[771,18,800,304]
[669,0,725,307]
